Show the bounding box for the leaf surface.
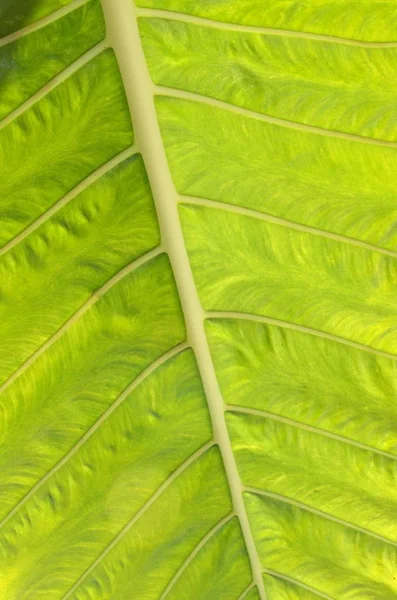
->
[0,0,396,599]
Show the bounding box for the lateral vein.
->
[237,582,256,600]
[0,342,189,531]
[62,440,216,599]
[207,311,397,361]
[0,146,137,258]
[137,7,397,48]
[0,0,90,48]
[156,86,397,149]
[262,569,335,600]
[0,246,162,395]
[99,0,268,598]
[158,513,234,600]
[180,196,397,259]
[245,487,397,548]
[0,41,107,131]
[227,405,397,462]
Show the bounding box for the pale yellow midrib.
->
[98,0,267,598]
[136,7,397,48]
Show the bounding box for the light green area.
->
[180,203,397,354]
[206,319,397,454]
[246,493,397,598]
[0,1,105,120]
[262,575,323,600]
[0,439,225,598]
[0,254,185,520]
[71,448,232,600]
[0,49,132,247]
[0,155,159,386]
[136,0,397,42]
[0,0,74,38]
[227,411,397,541]
[158,97,397,251]
[141,17,397,141]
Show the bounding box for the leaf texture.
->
[0,0,76,37]
[0,0,396,599]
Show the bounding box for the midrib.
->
[99,0,267,597]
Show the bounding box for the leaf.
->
[0,0,396,599]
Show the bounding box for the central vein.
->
[99,0,268,597]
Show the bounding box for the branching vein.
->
[0,41,106,131]
[156,86,397,149]
[158,513,234,600]
[137,7,397,48]
[262,569,335,600]
[0,342,188,531]
[180,196,397,259]
[207,311,397,361]
[227,405,397,462]
[237,582,256,600]
[0,146,137,258]
[63,440,216,599]
[245,487,397,548]
[0,0,90,48]
[0,247,162,396]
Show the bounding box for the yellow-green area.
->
[1,0,397,598]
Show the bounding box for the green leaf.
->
[0,0,396,599]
